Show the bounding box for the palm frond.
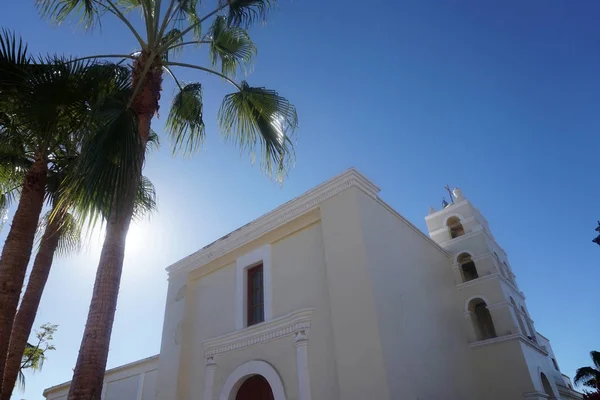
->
[159,29,184,61]
[221,0,274,28]
[55,212,82,256]
[116,0,143,13]
[0,151,26,212]
[133,175,157,220]
[208,15,255,77]
[0,185,21,214]
[0,30,31,97]
[0,29,30,66]
[218,81,297,181]
[58,100,141,226]
[173,0,202,39]
[13,56,100,149]
[166,83,205,155]
[35,0,97,28]
[147,129,161,153]
[16,369,25,391]
[575,367,600,389]
[592,351,600,371]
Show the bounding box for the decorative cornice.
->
[166,169,380,276]
[203,308,313,358]
[469,333,549,356]
[424,199,470,220]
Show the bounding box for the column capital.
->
[206,356,216,367]
[294,330,308,346]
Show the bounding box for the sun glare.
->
[125,221,148,255]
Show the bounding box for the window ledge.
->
[469,333,548,356]
[203,308,313,358]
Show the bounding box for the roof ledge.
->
[166,168,380,276]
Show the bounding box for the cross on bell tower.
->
[445,185,454,204]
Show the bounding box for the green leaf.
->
[209,16,256,77]
[223,0,274,28]
[166,83,205,155]
[218,81,297,181]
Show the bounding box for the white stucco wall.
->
[44,355,158,400]
[178,219,339,400]
[355,190,480,400]
[319,187,391,400]
[154,270,187,400]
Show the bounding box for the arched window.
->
[457,253,479,282]
[447,216,465,238]
[541,373,556,399]
[521,306,536,342]
[468,298,497,340]
[510,297,527,336]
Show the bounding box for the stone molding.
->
[454,272,525,300]
[167,169,379,276]
[523,392,550,399]
[455,272,500,289]
[469,333,549,356]
[203,308,313,357]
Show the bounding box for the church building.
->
[44,169,582,400]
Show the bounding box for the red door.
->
[235,375,275,400]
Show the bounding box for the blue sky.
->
[1,1,599,398]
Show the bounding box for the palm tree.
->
[0,148,157,400]
[0,31,147,395]
[575,351,600,391]
[0,33,49,378]
[35,1,298,398]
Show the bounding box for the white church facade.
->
[44,169,582,400]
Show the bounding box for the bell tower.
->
[425,188,537,343]
[423,188,583,399]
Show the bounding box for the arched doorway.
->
[236,375,274,400]
[220,360,287,400]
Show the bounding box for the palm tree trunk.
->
[0,158,47,393]
[1,209,63,400]
[67,53,161,400]
[66,185,138,400]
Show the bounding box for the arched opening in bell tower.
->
[457,253,479,282]
[447,216,465,238]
